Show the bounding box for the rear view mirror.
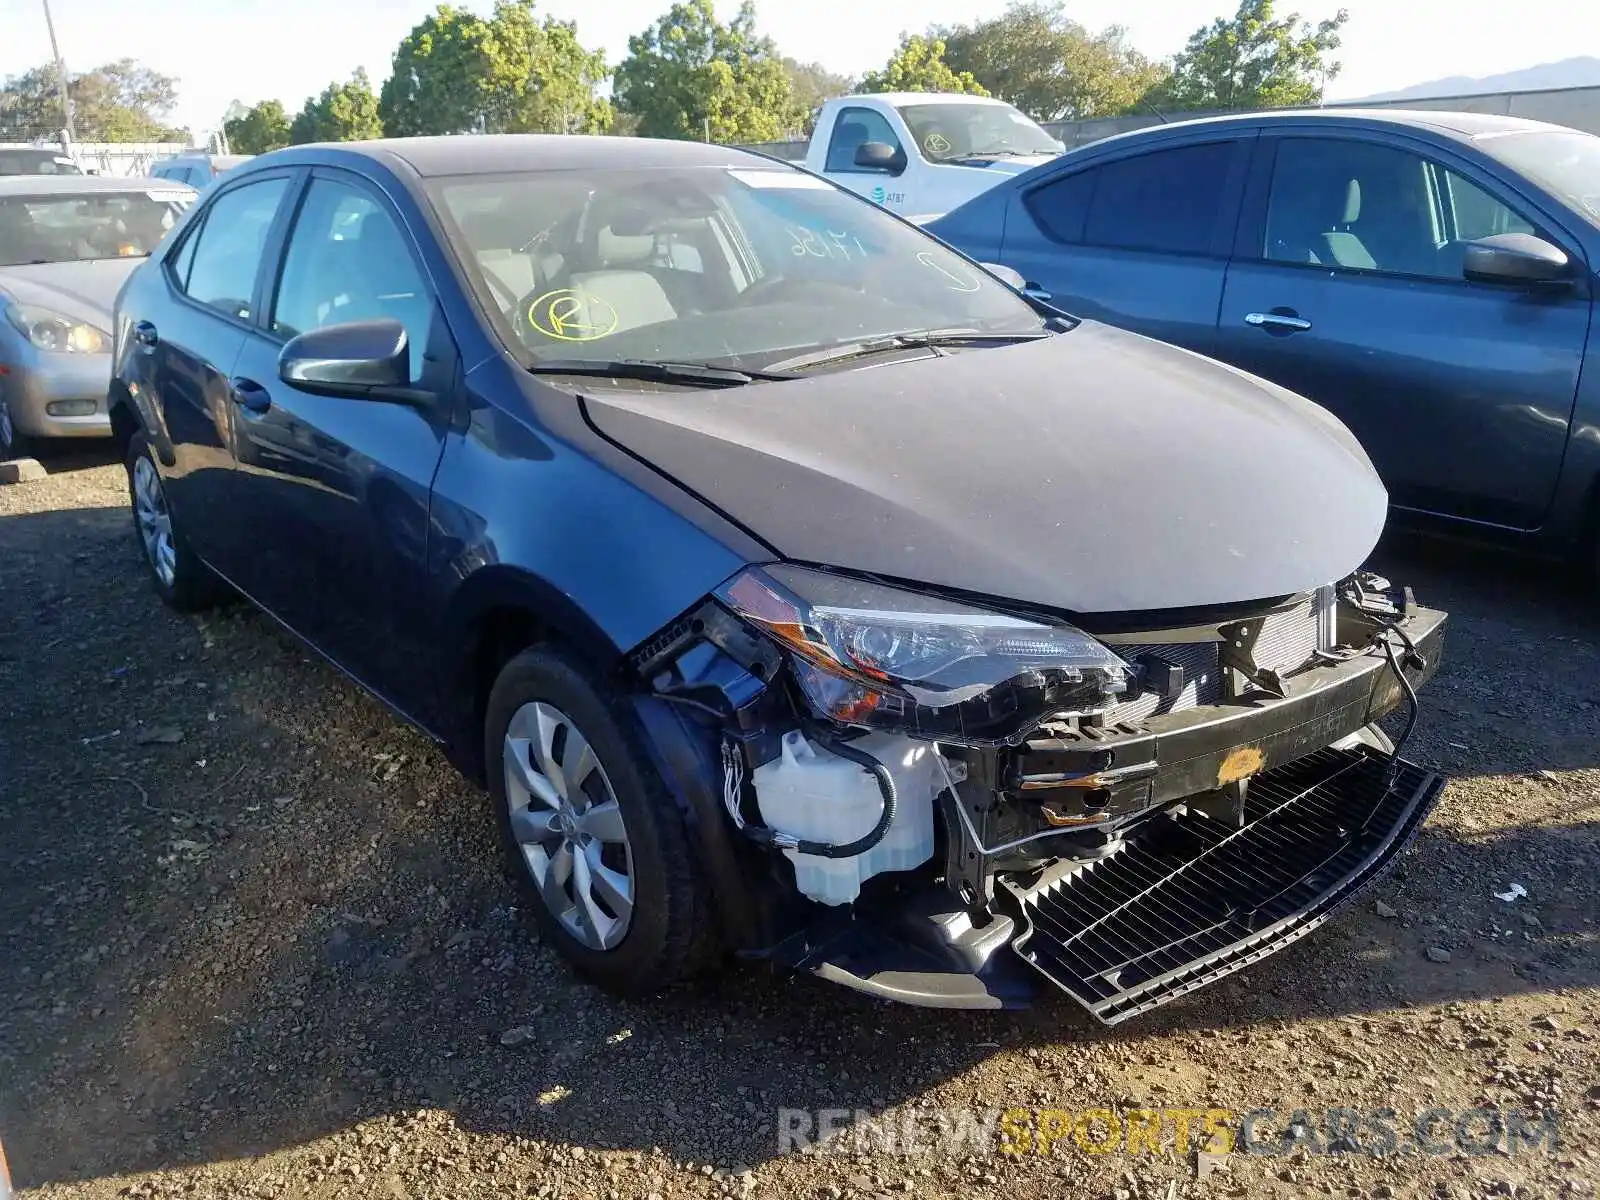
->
[854,141,905,174]
[278,318,411,399]
[1463,233,1571,287]
[981,262,1027,290]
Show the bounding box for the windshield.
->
[0,191,191,266]
[431,165,1046,372]
[896,103,1063,162]
[1480,129,1600,225]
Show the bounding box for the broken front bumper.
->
[775,607,1447,1018]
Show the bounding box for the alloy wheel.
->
[132,455,177,587]
[502,700,635,950]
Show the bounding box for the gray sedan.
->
[0,175,195,457]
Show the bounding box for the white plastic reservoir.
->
[750,730,939,906]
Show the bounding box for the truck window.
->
[825,108,903,173]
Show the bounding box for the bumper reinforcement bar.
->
[1002,745,1444,1024]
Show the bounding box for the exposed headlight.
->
[716,565,1132,743]
[5,304,110,354]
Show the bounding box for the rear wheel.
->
[485,644,714,994]
[126,432,225,611]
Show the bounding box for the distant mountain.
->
[1355,56,1600,102]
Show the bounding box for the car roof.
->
[0,174,196,196]
[260,134,774,179]
[1081,107,1575,152]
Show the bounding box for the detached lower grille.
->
[1003,747,1443,1024]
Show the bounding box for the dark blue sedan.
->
[929,110,1600,577]
[109,135,1447,1021]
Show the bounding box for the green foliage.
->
[613,0,799,142]
[379,0,611,137]
[0,58,184,142]
[224,99,291,154]
[1150,0,1348,111]
[290,68,385,144]
[938,2,1168,120]
[857,35,988,97]
[783,58,853,134]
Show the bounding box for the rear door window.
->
[1080,143,1238,255]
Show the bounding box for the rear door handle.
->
[229,376,271,414]
[1244,311,1313,333]
[132,320,158,349]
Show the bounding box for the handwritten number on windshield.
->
[787,226,867,261]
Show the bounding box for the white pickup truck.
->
[801,92,1064,220]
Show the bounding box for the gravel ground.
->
[2,449,1598,1200]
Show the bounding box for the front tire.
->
[125,432,224,611]
[485,645,714,995]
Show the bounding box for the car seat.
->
[1269,166,1375,270]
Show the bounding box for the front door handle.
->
[229,376,271,414]
[132,320,159,349]
[1244,310,1313,333]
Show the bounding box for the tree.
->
[224,99,291,154]
[858,35,988,97]
[613,0,798,142]
[0,58,183,142]
[290,68,385,144]
[1150,0,1348,111]
[937,2,1168,120]
[380,1,611,137]
[783,58,852,134]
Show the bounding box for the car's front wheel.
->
[126,432,225,611]
[485,645,714,995]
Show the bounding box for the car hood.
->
[580,322,1388,616]
[0,257,143,327]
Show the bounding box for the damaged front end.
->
[628,566,1446,1023]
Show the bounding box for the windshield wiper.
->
[529,358,797,389]
[767,329,1053,374]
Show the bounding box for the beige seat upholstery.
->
[563,270,678,334]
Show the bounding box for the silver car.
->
[0,175,195,457]
[148,153,251,190]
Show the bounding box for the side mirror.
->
[1463,233,1571,287]
[278,318,413,400]
[981,262,1027,290]
[854,141,905,174]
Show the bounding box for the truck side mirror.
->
[854,141,905,175]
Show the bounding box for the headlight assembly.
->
[5,304,110,354]
[716,565,1132,743]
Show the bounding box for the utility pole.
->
[41,0,76,147]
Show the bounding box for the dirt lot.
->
[2,449,1598,1200]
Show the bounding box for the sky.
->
[0,0,1595,135]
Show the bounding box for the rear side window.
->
[1081,142,1237,255]
[1024,168,1096,244]
[178,176,289,320]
